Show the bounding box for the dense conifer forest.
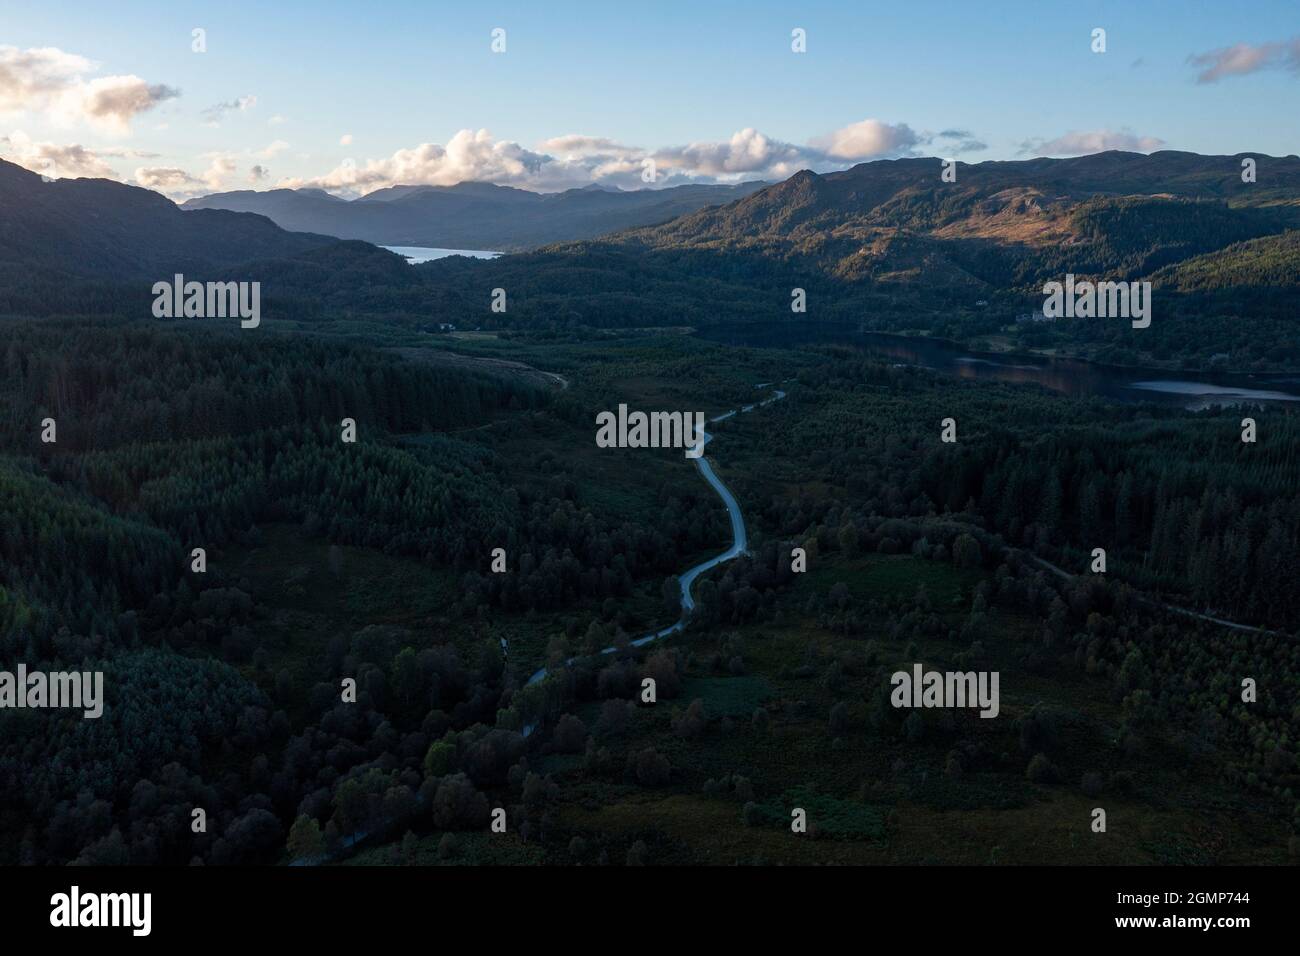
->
[2,315,1296,865]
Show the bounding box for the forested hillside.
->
[4,152,1298,370]
[0,159,334,278]
[399,151,1300,369]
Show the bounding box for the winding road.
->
[293,384,787,860]
[524,384,787,691]
[518,375,1282,699]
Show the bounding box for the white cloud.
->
[257,139,289,158]
[0,46,92,110]
[654,127,811,178]
[135,155,237,198]
[811,119,921,160]
[650,120,921,183]
[268,114,285,125]
[0,45,177,133]
[201,155,237,190]
[1020,129,1166,156]
[1188,37,1300,83]
[279,128,568,193]
[339,133,352,145]
[76,75,179,133]
[0,129,120,178]
[537,134,640,158]
[134,166,201,191]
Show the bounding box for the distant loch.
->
[381,245,501,263]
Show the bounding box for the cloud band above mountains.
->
[278,120,983,197]
[0,130,157,178]
[1018,129,1166,156]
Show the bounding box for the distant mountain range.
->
[1,150,1295,368]
[180,180,769,251]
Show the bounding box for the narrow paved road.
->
[525,385,787,692]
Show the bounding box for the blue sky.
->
[1,0,1296,197]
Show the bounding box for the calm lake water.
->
[382,245,502,263]
[696,322,1300,410]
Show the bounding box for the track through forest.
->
[523,384,788,691]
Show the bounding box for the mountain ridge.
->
[0,158,335,278]
[2,150,1296,368]
[181,179,770,250]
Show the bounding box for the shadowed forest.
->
[2,315,1296,866]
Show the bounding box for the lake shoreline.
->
[698,322,1300,384]
[695,322,1300,408]
[381,245,502,263]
